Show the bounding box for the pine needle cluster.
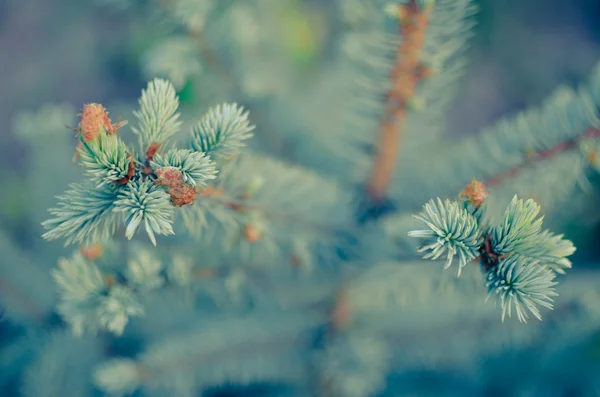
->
[409,180,575,322]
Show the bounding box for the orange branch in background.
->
[368,1,433,201]
[485,127,600,187]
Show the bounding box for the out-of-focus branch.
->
[368,1,433,201]
[486,127,600,187]
[185,25,292,158]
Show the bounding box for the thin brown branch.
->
[368,1,433,201]
[196,186,348,237]
[486,127,600,187]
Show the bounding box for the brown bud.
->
[169,181,197,207]
[243,224,261,242]
[79,103,116,142]
[155,167,183,189]
[459,178,489,208]
[81,244,103,261]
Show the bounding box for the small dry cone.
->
[459,178,489,208]
[155,167,197,207]
[169,182,197,207]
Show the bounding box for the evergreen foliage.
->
[410,192,575,323]
[2,0,600,396]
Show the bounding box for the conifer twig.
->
[368,1,433,201]
[486,127,600,187]
[198,187,350,237]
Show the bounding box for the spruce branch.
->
[368,0,434,200]
[391,72,600,207]
[316,332,390,397]
[132,78,183,154]
[479,64,600,189]
[52,252,144,336]
[181,153,356,268]
[150,148,217,187]
[485,255,557,323]
[43,79,250,247]
[319,0,477,194]
[52,245,177,336]
[93,312,326,395]
[42,182,122,246]
[189,103,255,161]
[488,196,545,255]
[77,131,132,187]
[113,180,176,246]
[408,198,482,276]
[485,127,600,187]
[408,182,575,323]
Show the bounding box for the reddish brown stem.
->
[114,154,136,185]
[480,234,506,271]
[486,127,600,187]
[368,1,433,201]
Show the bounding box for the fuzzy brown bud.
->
[81,244,103,261]
[169,182,197,207]
[79,103,116,142]
[243,224,261,242]
[459,178,489,207]
[155,167,184,189]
